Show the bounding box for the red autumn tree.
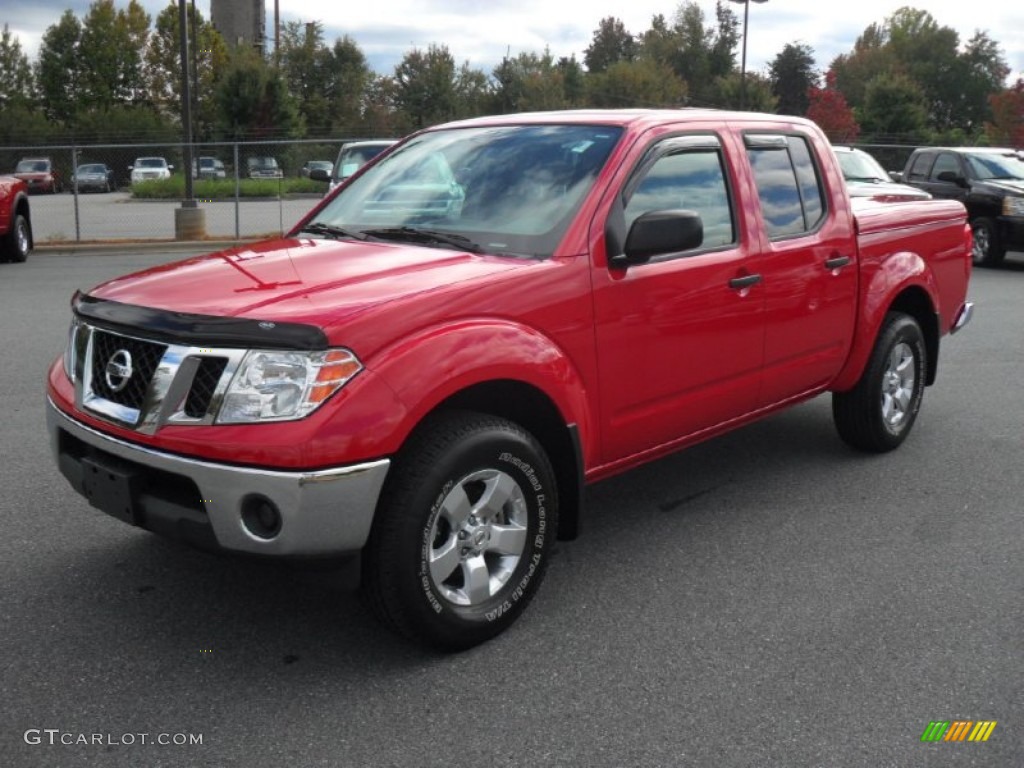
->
[806,70,860,143]
[985,78,1024,147]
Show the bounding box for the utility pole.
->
[728,0,769,110]
[175,0,205,239]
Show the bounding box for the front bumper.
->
[48,399,390,556]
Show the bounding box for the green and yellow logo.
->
[921,720,997,742]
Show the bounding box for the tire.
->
[833,312,927,453]
[1,212,31,263]
[971,217,1005,267]
[362,411,558,651]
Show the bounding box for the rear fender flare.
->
[832,250,939,392]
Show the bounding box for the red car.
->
[0,175,32,262]
[14,157,62,194]
[48,110,974,650]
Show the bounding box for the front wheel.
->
[1,212,31,263]
[833,312,927,452]
[362,411,557,651]
[971,217,1005,267]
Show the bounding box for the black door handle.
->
[825,255,852,270]
[728,274,762,290]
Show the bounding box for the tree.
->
[0,24,33,108]
[986,79,1024,147]
[393,45,460,129]
[78,0,126,109]
[492,50,567,113]
[858,72,928,142]
[806,70,859,143]
[326,36,372,132]
[147,2,228,138]
[769,43,818,116]
[214,46,302,139]
[117,0,152,104]
[584,17,637,74]
[35,10,84,123]
[715,71,776,112]
[586,59,687,109]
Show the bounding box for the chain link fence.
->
[0,138,376,245]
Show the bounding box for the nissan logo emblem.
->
[104,350,134,392]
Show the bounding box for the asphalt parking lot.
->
[1,249,1022,767]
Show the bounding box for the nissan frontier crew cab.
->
[47,110,974,651]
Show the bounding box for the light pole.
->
[728,0,768,110]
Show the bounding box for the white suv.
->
[130,157,173,184]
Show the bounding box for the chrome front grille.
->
[75,324,246,433]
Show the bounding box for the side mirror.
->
[309,168,330,182]
[889,171,903,182]
[612,210,704,267]
[936,170,965,186]
[167,165,174,171]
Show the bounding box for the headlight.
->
[217,348,362,423]
[1003,197,1024,217]
[62,318,80,382]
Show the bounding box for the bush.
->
[129,176,328,199]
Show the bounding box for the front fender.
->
[831,250,939,392]
[366,319,594,458]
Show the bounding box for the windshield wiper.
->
[296,222,368,241]
[360,227,483,253]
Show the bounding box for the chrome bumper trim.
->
[951,301,974,334]
[48,399,390,556]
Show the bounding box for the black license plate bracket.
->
[81,455,140,525]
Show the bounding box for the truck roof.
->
[437,108,819,132]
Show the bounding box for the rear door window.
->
[745,134,826,239]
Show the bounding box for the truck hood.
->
[88,237,533,332]
[975,179,1024,196]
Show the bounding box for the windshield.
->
[312,124,623,258]
[965,152,1024,180]
[334,144,393,180]
[137,158,167,168]
[77,164,105,174]
[836,149,888,181]
[16,160,49,173]
[249,157,278,169]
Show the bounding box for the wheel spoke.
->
[429,537,461,584]
[488,522,527,556]
[440,483,473,527]
[462,555,491,604]
[475,472,519,518]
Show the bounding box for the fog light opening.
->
[241,495,282,540]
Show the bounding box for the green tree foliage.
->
[806,70,860,142]
[586,59,687,109]
[35,10,84,123]
[214,46,303,139]
[327,36,373,131]
[769,43,818,116]
[858,72,928,141]
[0,24,33,108]
[78,0,151,109]
[73,104,178,142]
[635,2,740,108]
[147,2,229,138]
[830,7,1008,137]
[393,44,469,129]
[584,17,637,74]
[492,50,569,113]
[715,71,776,112]
[557,56,586,107]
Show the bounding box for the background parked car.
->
[193,156,227,180]
[896,146,1024,266]
[129,157,173,185]
[832,146,930,202]
[14,158,62,194]
[300,160,334,179]
[328,140,397,191]
[72,163,116,193]
[246,156,283,179]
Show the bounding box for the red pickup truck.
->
[47,110,973,650]
[0,175,32,262]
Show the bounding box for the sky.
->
[3,0,1023,83]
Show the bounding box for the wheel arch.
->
[888,286,939,385]
[407,380,584,542]
[14,194,33,250]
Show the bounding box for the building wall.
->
[211,0,266,49]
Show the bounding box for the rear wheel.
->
[362,411,557,651]
[833,312,926,452]
[1,212,31,263]
[971,217,1005,267]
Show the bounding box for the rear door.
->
[591,129,765,463]
[742,132,858,405]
